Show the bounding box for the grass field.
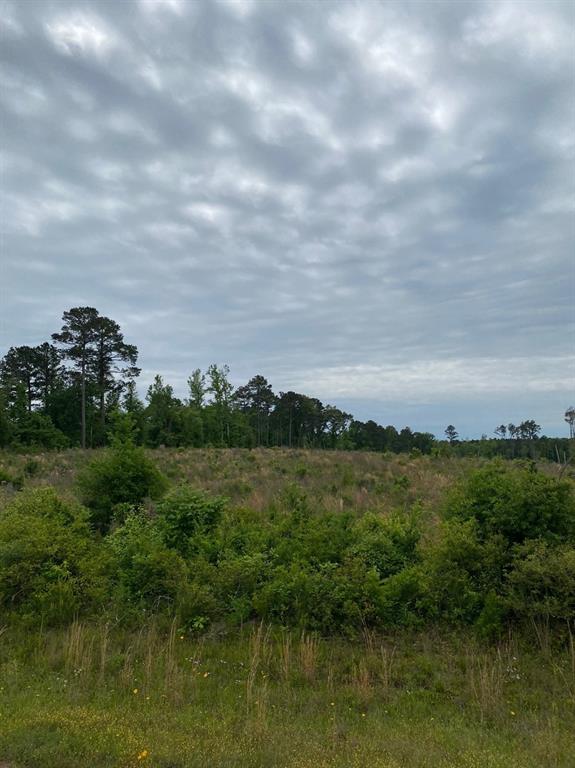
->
[0,446,514,515]
[0,448,573,767]
[1,621,574,768]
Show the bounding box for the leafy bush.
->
[106,511,188,611]
[157,485,226,556]
[417,518,508,624]
[474,592,507,640]
[349,511,420,579]
[377,566,424,626]
[78,442,168,532]
[444,461,575,544]
[1,454,573,639]
[0,488,108,624]
[506,540,575,622]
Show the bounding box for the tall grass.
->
[1,621,573,767]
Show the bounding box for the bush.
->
[416,518,508,624]
[157,485,226,556]
[444,461,575,544]
[78,443,168,532]
[349,511,420,578]
[0,487,109,625]
[377,566,424,626]
[106,511,188,611]
[506,540,575,622]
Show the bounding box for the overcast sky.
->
[1,0,574,437]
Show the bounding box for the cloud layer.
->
[1,0,574,436]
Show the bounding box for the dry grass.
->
[0,447,479,521]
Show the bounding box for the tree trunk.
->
[100,387,105,432]
[81,355,86,449]
[99,341,106,434]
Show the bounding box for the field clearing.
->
[0,446,548,514]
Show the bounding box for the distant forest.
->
[1,307,573,461]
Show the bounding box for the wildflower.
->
[510,711,516,716]
[133,688,139,695]
[137,749,149,760]
[203,671,209,678]
[330,702,335,706]
[361,713,366,718]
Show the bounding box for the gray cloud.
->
[1,0,574,436]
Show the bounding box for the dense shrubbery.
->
[77,425,168,532]
[0,457,573,636]
[0,488,109,624]
[444,461,575,543]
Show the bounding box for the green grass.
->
[0,622,573,767]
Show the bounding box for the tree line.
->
[0,307,572,460]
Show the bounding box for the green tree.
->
[444,425,458,443]
[144,375,181,447]
[187,368,207,409]
[234,375,276,446]
[0,345,43,412]
[518,420,541,439]
[34,342,64,412]
[0,386,15,447]
[322,405,352,448]
[91,315,139,440]
[207,364,233,446]
[52,307,100,449]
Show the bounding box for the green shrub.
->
[506,540,575,622]
[417,519,507,624]
[13,412,69,450]
[349,511,420,578]
[444,461,575,544]
[0,487,108,625]
[474,592,507,640]
[252,562,355,631]
[23,457,40,477]
[78,443,168,532]
[157,485,226,556]
[377,566,424,626]
[106,511,188,610]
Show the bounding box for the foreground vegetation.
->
[1,443,574,765]
[1,622,574,768]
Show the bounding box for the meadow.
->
[0,446,574,767]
